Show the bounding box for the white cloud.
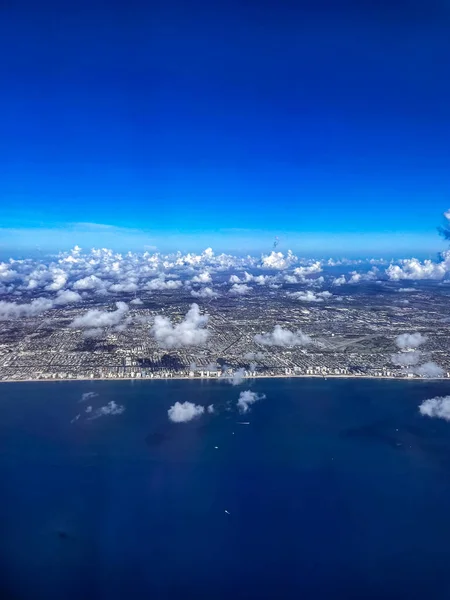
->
[398,288,417,292]
[413,362,444,378]
[168,401,205,422]
[229,274,241,283]
[253,275,271,285]
[348,272,361,284]
[145,277,183,291]
[225,367,246,386]
[80,391,98,402]
[0,297,54,320]
[109,281,138,293]
[254,325,311,347]
[391,350,422,367]
[260,251,297,270]
[89,401,125,419]
[229,283,251,295]
[45,268,68,291]
[70,301,129,329]
[54,290,82,305]
[288,290,332,303]
[395,332,427,350]
[284,275,298,284]
[332,275,346,286]
[386,253,450,281]
[73,275,106,291]
[151,303,209,349]
[237,390,266,413]
[191,287,219,299]
[293,262,322,278]
[347,268,379,284]
[130,298,143,305]
[419,396,450,420]
[207,404,215,414]
[0,263,19,283]
[191,271,212,284]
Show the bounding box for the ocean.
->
[1,378,450,599]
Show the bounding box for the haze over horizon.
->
[1,0,450,255]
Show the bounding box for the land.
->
[1,276,449,382]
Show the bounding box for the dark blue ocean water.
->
[1,378,450,600]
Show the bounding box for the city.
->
[1,249,449,382]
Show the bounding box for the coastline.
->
[0,373,447,384]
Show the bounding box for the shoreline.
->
[0,373,448,384]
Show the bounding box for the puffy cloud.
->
[391,350,422,367]
[191,271,212,284]
[284,275,298,284]
[260,251,297,270]
[45,268,68,291]
[237,390,266,413]
[348,272,361,283]
[73,275,106,291]
[229,274,241,283]
[289,290,332,302]
[229,283,251,295]
[413,362,444,378]
[293,262,322,277]
[346,268,379,284]
[70,302,129,329]
[419,396,450,420]
[0,263,19,282]
[332,275,347,286]
[145,277,183,291]
[89,401,125,419]
[386,253,450,281]
[191,287,219,299]
[168,401,205,423]
[0,297,54,320]
[253,275,271,285]
[54,290,82,305]
[109,281,138,293]
[254,325,311,347]
[395,332,427,350]
[398,287,416,293]
[207,404,215,414]
[130,298,143,305]
[151,303,209,349]
[225,367,246,386]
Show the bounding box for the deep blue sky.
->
[1,0,450,254]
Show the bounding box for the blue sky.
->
[1,0,450,255]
